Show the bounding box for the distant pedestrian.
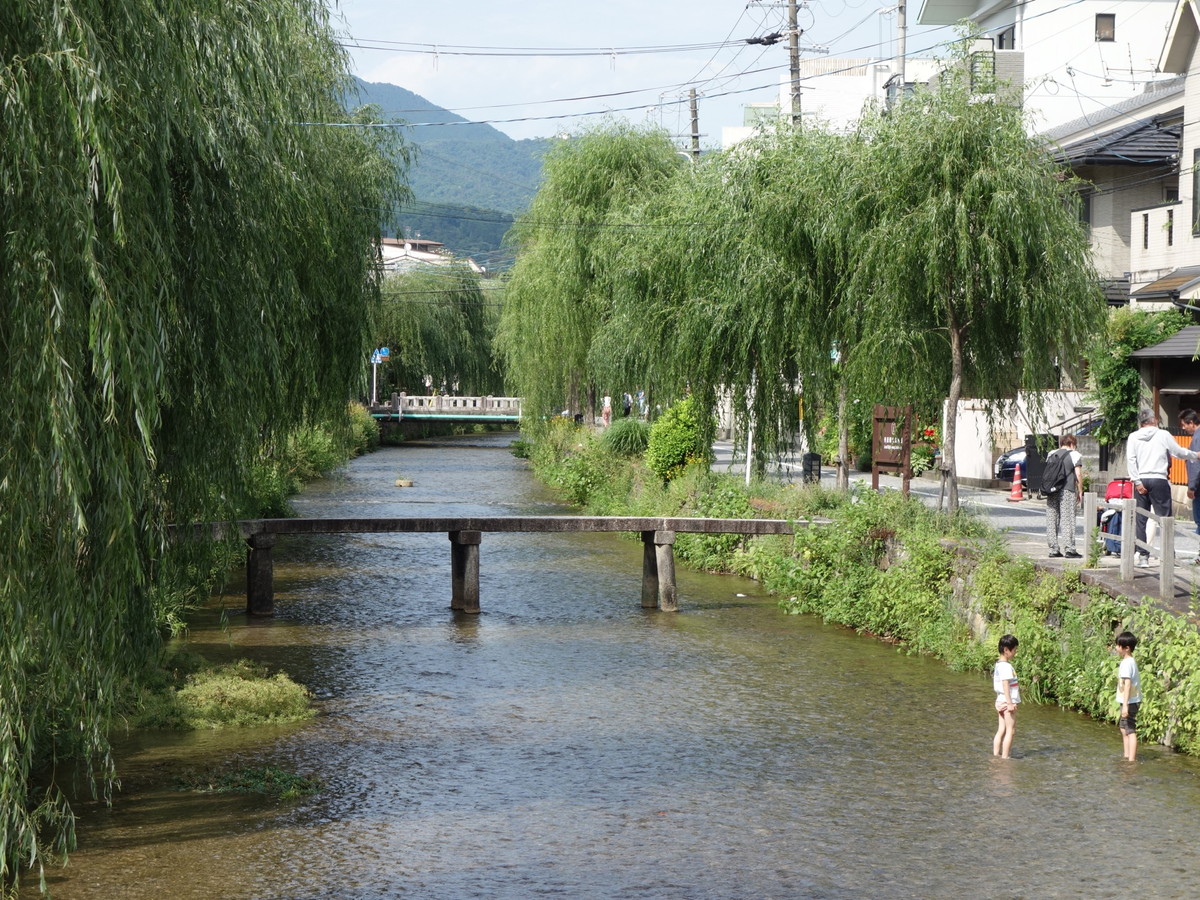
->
[992,634,1020,759]
[1044,434,1083,558]
[601,394,612,428]
[636,389,647,418]
[1114,631,1141,762]
[1181,409,1200,564]
[1126,409,1199,567]
[622,391,633,418]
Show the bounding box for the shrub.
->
[644,396,712,482]
[601,417,651,457]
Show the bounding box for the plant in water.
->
[133,658,316,730]
[175,766,322,801]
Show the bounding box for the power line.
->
[341,37,748,58]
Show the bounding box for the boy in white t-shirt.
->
[992,634,1021,759]
[1115,631,1141,762]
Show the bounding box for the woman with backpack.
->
[1044,434,1084,558]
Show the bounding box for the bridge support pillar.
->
[246,533,278,617]
[641,531,659,608]
[449,530,482,613]
[641,530,677,612]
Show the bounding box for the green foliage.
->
[497,124,684,421]
[1085,307,1190,443]
[673,475,756,571]
[0,0,404,884]
[175,766,321,801]
[850,42,1105,508]
[645,397,713,482]
[246,405,381,518]
[600,417,651,457]
[372,267,505,397]
[133,656,315,730]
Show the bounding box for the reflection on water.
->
[36,437,1200,899]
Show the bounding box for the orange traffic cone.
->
[1007,463,1024,502]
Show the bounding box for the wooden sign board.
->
[872,404,912,496]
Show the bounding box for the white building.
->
[720,58,942,148]
[379,237,484,275]
[916,0,1177,132]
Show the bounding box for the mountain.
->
[349,80,549,258]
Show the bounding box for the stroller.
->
[1098,478,1133,555]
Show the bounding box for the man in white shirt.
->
[1126,409,1200,566]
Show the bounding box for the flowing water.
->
[38,437,1200,899]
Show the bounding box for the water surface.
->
[40,437,1200,899]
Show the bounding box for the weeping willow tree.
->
[372,265,504,396]
[496,124,683,422]
[594,125,873,481]
[1,0,405,888]
[851,48,1105,511]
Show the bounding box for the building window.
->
[1168,209,1175,246]
[1166,186,1180,204]
[1096,14,1115,42]
[997,26,1016,50]
[1078,191,1092,229]
[1143,213,1150,250]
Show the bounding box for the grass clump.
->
[175,765,321,801]
[600,417,651,457]
[132,653,316,730]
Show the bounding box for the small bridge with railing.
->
[368,393,522,423]
[239,516,813,616]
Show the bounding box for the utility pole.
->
[788,0,801,126]
[895,0,907,97]
[689,89,701,160]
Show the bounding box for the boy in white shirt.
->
[992,634,1020,759]
[1115,631,1141,762]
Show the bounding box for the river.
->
[37,436,1200,899]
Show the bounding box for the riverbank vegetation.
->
[1,0,406,889]
[522,420,1200,758]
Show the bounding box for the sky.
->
[333,0,960,143]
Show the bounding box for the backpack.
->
[1039,448,1072,498]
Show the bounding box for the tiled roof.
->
[1129,325,1200,358]
[1041,77,1184,143]
[1051,112,1181,167]
[1130,267,1200,302]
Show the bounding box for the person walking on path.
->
[992,634,1020,759]
[1126,409,1200,567]
[1182,409,1200,565]
[1045,434,1084,558]
[601,394,613,428]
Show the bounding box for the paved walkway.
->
[712,441,1200,619]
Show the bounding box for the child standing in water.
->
[1115,631,1141,761]
[992,634,1020,758]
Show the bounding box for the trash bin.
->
[802,452,822,484]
